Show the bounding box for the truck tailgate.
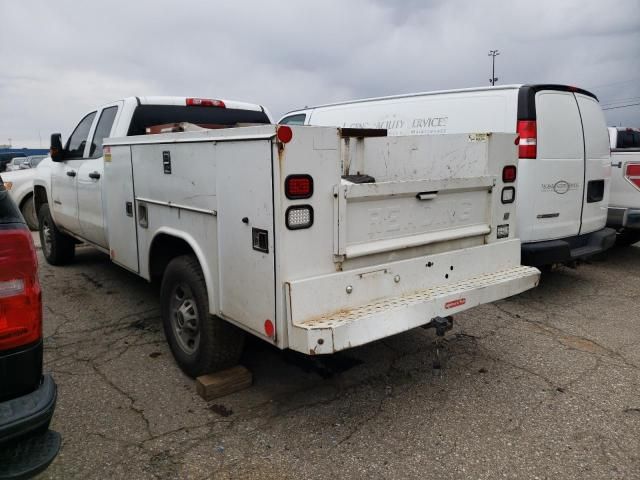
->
[334,133,501,259]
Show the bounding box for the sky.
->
[1,0,639,148]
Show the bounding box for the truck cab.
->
[34,96,272,259]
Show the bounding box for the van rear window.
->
[127,105,271,136]
[616,130,640,149]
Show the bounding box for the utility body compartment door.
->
[103,145,139,273]
[216,139,276,338]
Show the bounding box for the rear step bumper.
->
[521,227,616,267]
[287,258,539,355]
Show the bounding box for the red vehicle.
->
[0,176,60,478]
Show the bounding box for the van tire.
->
[38,204,75,265]
[21,195,38,231]
[161,255,245,378]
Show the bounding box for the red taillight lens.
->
[0,227,41,350]
[186,98,226,108]
[285,174,313,199]
[502,165,517,183]
[625,163,640,189]
[517,120,537,159]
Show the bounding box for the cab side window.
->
[89,106,118,157]
[65,112,97,159]
[279,114,306,125]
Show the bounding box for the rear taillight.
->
[186,98,226,108]
[502,165,517,183]
[285,174,313,199]
[0,227,41,350]
[625,163,640,190]
[517,120,537,159]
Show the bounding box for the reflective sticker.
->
[445,298,466,309]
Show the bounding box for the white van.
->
[280,84,616,266]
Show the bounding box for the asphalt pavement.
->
[35,235,640,479]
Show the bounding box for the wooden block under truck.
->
[62,124,542,376]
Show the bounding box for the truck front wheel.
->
[21,195,38,231]
[161,255,245,378]
[38,204,75,265]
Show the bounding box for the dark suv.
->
[0,177,60,478]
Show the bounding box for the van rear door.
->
[527,91,585,241]
[574,93,610,235]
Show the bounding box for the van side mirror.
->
[50,134,64,162]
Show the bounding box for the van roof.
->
[282,84,598,116]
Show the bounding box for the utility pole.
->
[488,49,499,86]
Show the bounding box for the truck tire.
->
[161,255,245,378]
[38,203,75,265]
[21,195,38,231]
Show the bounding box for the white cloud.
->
[0,0,638,146]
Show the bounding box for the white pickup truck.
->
[0,167,40,229]
[607,127,640,245]
[34,96,540,377]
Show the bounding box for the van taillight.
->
[517,120,537,159]
[625,163,640,190]
[0,227,42,350]
[285,174,313,199]
[186,98,226,108]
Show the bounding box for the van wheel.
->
[616,230,640,247]
[38,204,75,265]
[21,195,38,231]
[161,255,245,378]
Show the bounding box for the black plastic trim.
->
[0,340,42,402]
[0,374,57,445]
[521,227,616,266]
[517,84,599,121]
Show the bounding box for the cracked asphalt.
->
[34,235,640,479]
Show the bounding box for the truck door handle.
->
[125,202,133,217]
[89,171,101,179]
[611,161,622,168]
[66,170,76,177]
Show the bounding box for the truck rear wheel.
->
[160,255,245,378]
[38,204,75,265]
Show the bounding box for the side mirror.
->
[50,134,64,162]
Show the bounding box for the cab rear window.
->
[616,130,640,149]
[127,105,271,136]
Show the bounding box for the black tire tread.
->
[161,254,244,377]
[38,203,75,265]
[21,195,38,231]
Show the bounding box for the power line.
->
[586,78,640,90]
[601,96,640,107]
[602,102,640,111]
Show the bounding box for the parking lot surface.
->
[36,238,640,479]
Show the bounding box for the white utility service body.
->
[103,125,539,356]
[281,84,616,266]
[607,127,640,239]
